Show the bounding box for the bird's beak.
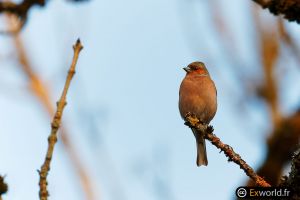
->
[183,67,190,73]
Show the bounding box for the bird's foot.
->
[184,112,199,127]
[207,125,214,133]
[184,113,214,134]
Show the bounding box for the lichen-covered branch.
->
[184,114,271,187]
[252,0,300,23]
[38,39,83,200]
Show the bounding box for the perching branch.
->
[184,114,271,187]
[38,39,83,200]
[252,0,300,23]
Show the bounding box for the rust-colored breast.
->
[179,73,217,124]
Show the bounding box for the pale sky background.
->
[1,0,300,200]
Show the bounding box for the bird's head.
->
[183,61,210,76]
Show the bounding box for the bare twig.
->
[38,39,83,200]
[7,15,95,199]
[252,0,300,23]
[184,114,271,187]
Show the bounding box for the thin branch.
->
[38,39,83,200]
[7,15,95,200]
[252,0,300,23]
[184,114,271,187]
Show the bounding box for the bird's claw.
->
[207,125,214,133]
[184,112,199,127]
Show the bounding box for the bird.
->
[179,61,217,166]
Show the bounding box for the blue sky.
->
[1,0,300,200]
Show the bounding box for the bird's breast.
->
[179,76,217,124]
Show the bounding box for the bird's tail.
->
[192,128,208,166]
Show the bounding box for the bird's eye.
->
[193,66,201,70]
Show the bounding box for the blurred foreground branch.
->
[252,110,300,185]
[7,16,95,200]
[248,8,300,186]
[0,0,45,17]
[277,19,300,64]
[252,0,300,23]
[0,0,88,32]
[184,114,271,187]
[0,0,46,32]
[39,39,83,200]
[280,148,300,199]
[252,7,282,128]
